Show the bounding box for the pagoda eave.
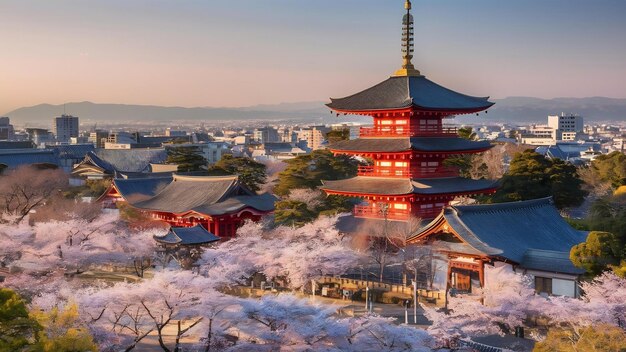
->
[328,105,492,117]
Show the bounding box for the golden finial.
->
[394,0,421,77]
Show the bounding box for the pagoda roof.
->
[154,225,220,245]
[327,75,494,113]
[132,175,276,216]
[321,176,497,196]
[329,137,492,153]
[409,197,586,273]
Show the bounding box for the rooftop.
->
[321,176,498,196]
[154,225,221,245]
[327,75,494,113]
[410,197,587,274]
[329,137,492,153]
[132,175,276,216]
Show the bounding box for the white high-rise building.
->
[548,113,583,141]
[53,114,79,143]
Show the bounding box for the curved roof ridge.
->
[452,197,553,215]
[417,76,494,104]
[173,174,239,182]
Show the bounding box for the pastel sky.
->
[2,0,626,114]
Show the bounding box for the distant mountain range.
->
[5,97,626,126]
[486,96,626,124]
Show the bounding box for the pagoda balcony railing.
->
[357,165,459,178]
[353,205,410,221]
[357,165,410,177]
[411,166,459,178]
[359,125,458,138]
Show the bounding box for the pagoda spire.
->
[394,0,421,77]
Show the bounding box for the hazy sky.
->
[2,0,626,114]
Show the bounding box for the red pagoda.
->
[321,0,498,221]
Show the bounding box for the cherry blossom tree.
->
[199,216,366,290]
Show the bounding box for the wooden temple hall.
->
[408,198,586,298]
[102,175,276,238]
[321,0,497,221]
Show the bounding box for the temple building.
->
[321,1,497,221]
[126,175,275,238]
[98,176,174,206]
[72,149,168,180]
[408,198,586,298]
[154,225,221,250]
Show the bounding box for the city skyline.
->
[2,0,626,115]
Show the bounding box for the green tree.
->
[317,195,355,217]
[273,200,317,227]
[325,129,350,144]
[0,289,42,352]
[31,304,97,352]
[457,126,477,141]
[570,231,624,277]
[590,151,626,188]
[166,146,207,172]
[534,324,626,352]
[490,150,587,208]
[548,159,587,209]
[274,149,359,196]
[207,155,267,192]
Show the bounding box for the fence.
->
[457,339,511,352]
[318,276,445,304]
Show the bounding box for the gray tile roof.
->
[521,249,585,275]
[154,225,220,245]
[321,176,498,196]
[322,177,414,195]
[132,175,276,216]
[327,76,494,112]
[46,144,95,160]
[411,198,587,267]
[113,177,173,200]
[94,149,167,173]
[0,150,60,168]
[0,141,35,149]
[412,177,498,195]
[330,137,492,153]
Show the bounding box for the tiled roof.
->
[113,177,173,200]
[46,144,95,160]
[0,150,59,168]
[411,198,587,266]
[321,176,498,196]
[154,225,220,245]
[93,149,167,173]
[0,141,35,149]
[132,175,276,216]
[521,249,585,275]
[327,75,494,112]
[329,137,492,153]
[412,177,498,195]
[322,177,414,195]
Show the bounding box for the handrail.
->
[359,125,458,138]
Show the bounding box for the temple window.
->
[535,276,553,295]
